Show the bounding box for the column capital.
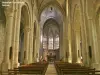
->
[24,27,31,32]
[88,18,93,20]
[4,7,14,17]
[0,20,4,23]
[87,17,93,20]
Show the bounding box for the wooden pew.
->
[8,62,48,75]
[0,70,8,75]
[54,62,81,75]
[60,68,95,75]
[54,61,95,75]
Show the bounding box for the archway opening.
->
[39,4,63,62]
[18,5,30,65]
[19,22,24,65]
[42,19,60,62]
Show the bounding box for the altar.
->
[47,54,56,62]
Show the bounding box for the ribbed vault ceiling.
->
[40,5,63,28]
[39,0,64,38]
[43,19,59,37]
[37,0,66,10]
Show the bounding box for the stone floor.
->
[45,64,57,75]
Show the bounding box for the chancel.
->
[0,0,100,75]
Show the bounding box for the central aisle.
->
[45,64,57,75]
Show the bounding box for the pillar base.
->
[91,63,100,74]
[13,62,18,68]
[1,61,9,72]
[92,63,100,70]
[24,60,29,64]
[65,58,69,62]
[29,58,33,64]
[68,57,72,63]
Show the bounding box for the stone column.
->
[13,5,21,68]
[86,18,92,66]
[53,35,55,49]
[81,24,88,66]
[34,25,40,62]
[39,29,43,58]
[29,28,33,63]
[32,31,36,62]
[59,24,63,60]
[76,30,81,63]
[80,1,89,66]
[33,33,37,62]
[24,27,30,64]
[1,7,14,71]
[11,4,18,69]
[81,16,89,66]
[67,0,72,63]
[62,19,68,62]
[71,27,77,63]
[89,19,100,69]
[20,35,24,65]
[68,23,72,63]
[32,35,35,62]
[37,26,40,57]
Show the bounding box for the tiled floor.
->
[45,64,57,75]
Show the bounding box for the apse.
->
[39,4,63,61]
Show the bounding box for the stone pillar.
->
[36,25,40,60]
[33,25,40,62]
[71,28,77,63]
[13,5,21,68]
[32,32,36,62]
[33,33,37,62]
[76,30,81,63]
[11,6,17,69]
[37,26,41,58]
[68,23,72,63]
[62,19,68,62]
[20,37,24,65]
[81,24,88,66]
[89,19,100,69]
[1,7,14,71]
[29,28,33,63]
[59,24,62,59]
[39,30,43,58]
[80,1,89,66]
[67,0,72,63]
[86,18,92,66]
[32,35,35,62]
[81,16,89,66]
[24,27,30,64]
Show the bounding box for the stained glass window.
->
[43,36,47,49]
[48,37,53,49]
[54,36,59,49]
